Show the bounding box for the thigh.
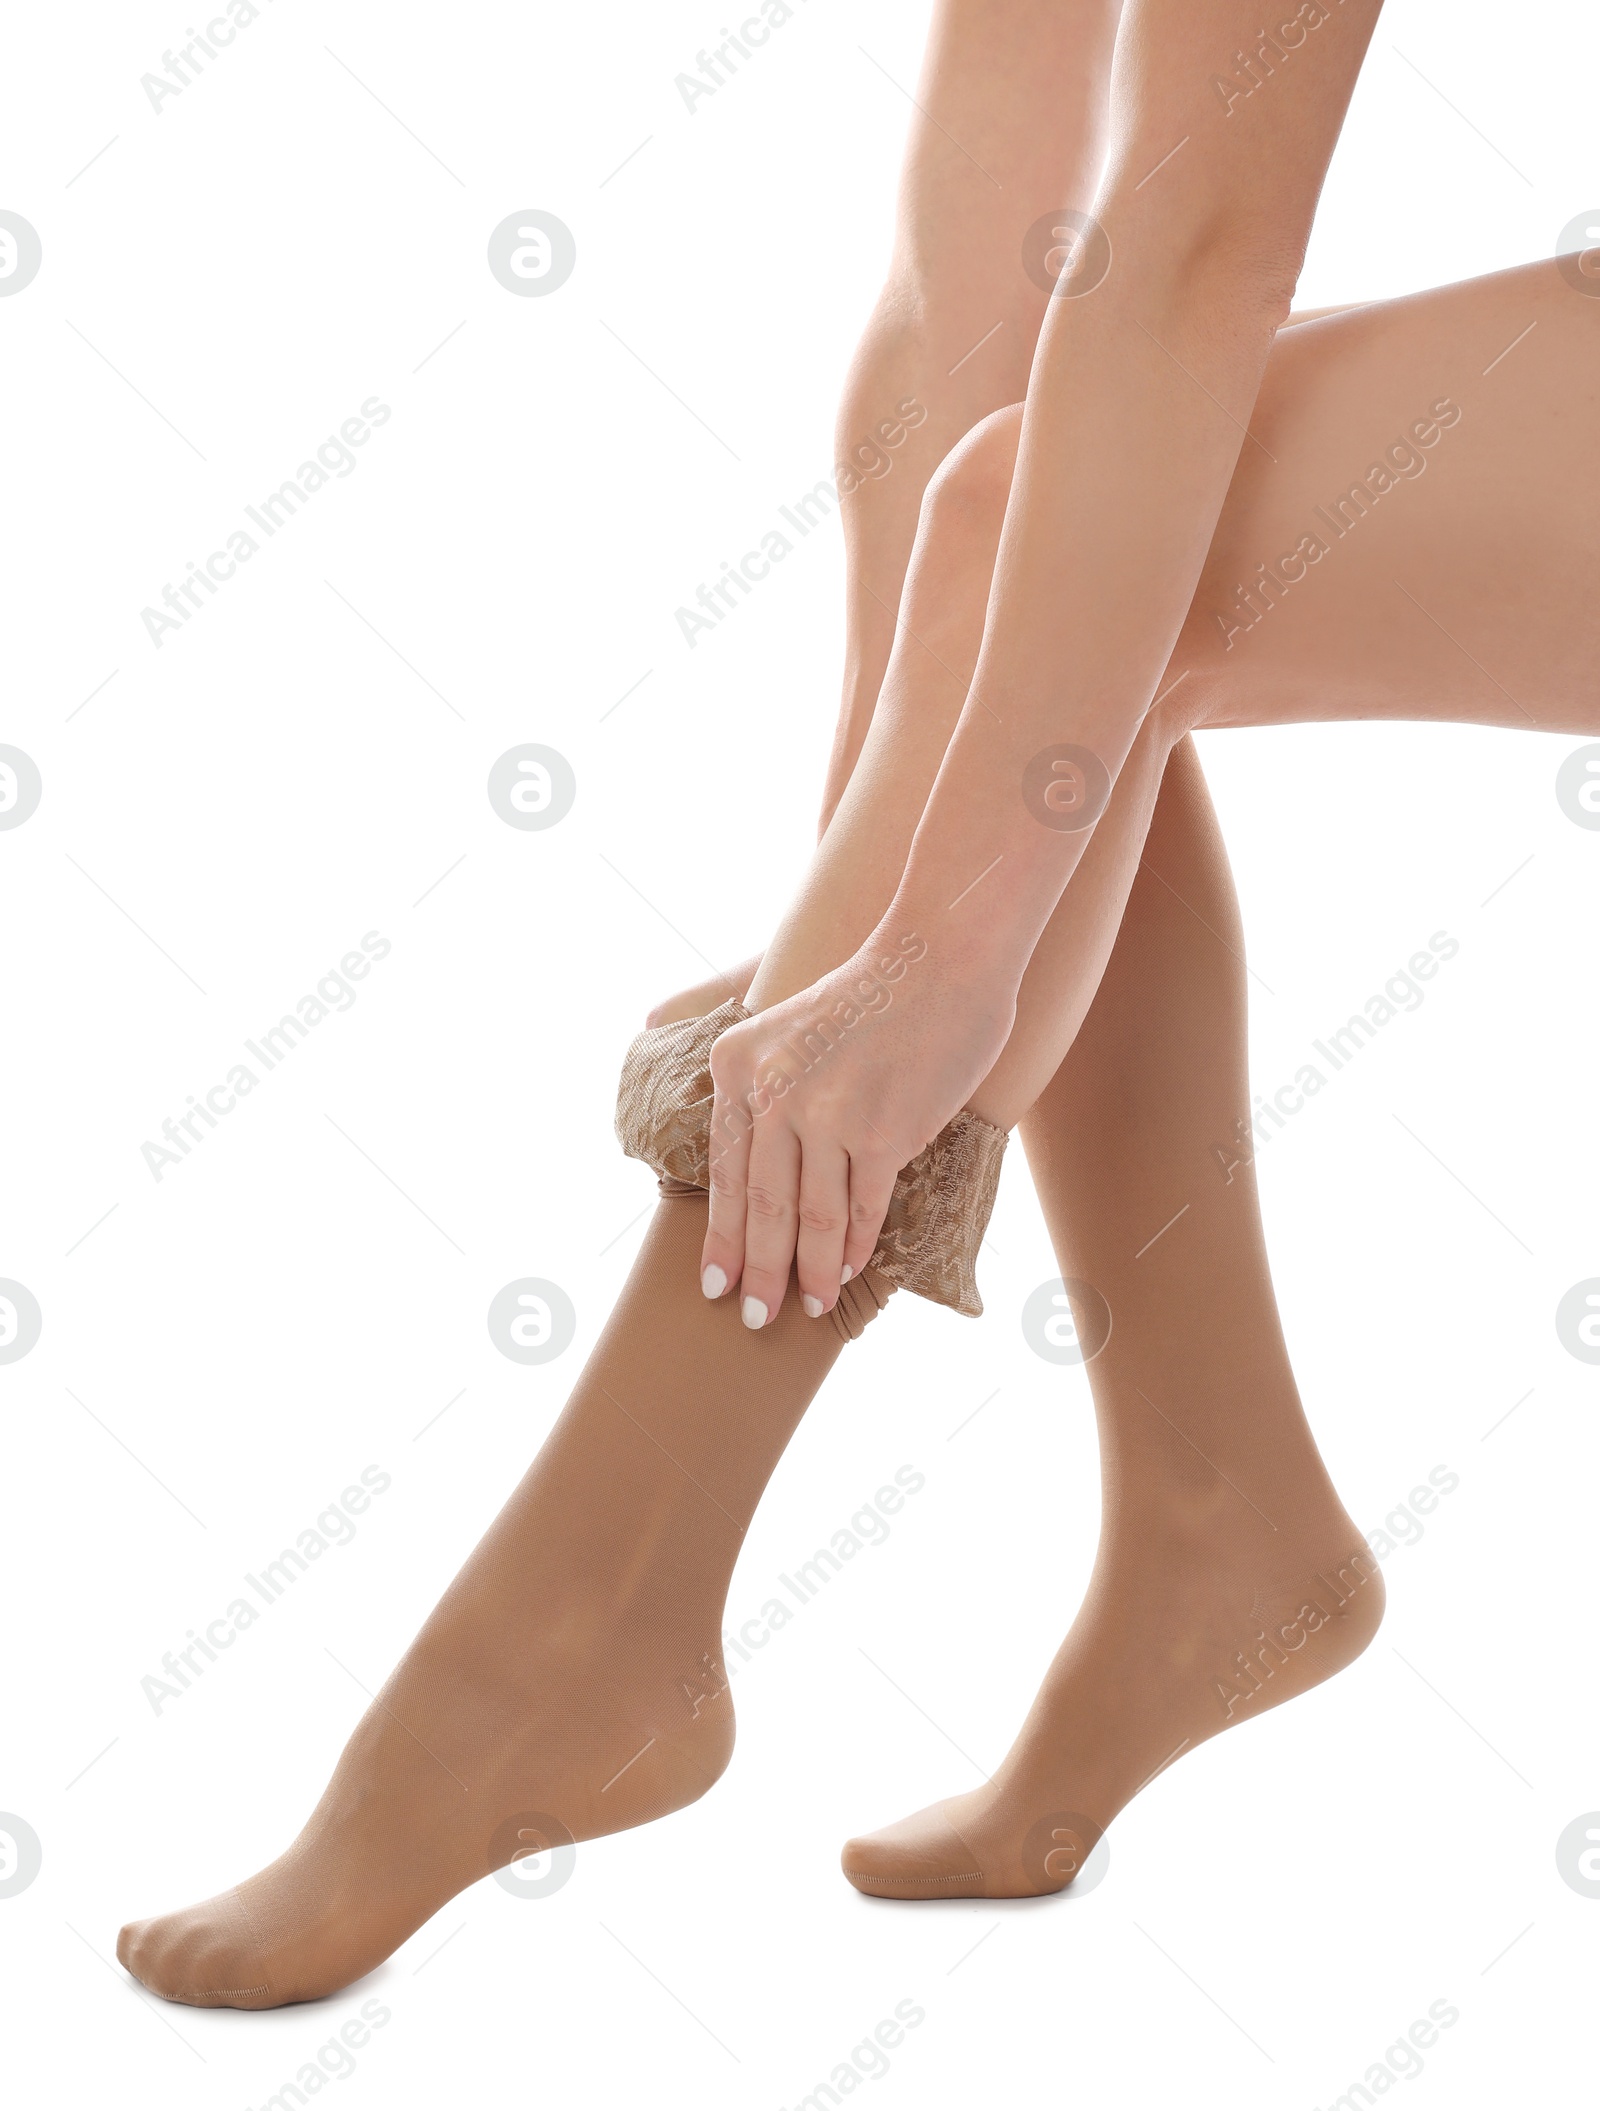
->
[1169,260,1600,739]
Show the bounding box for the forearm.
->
[892,238,1289,973]
[820,0,1121,832]
[889,0,1383,979]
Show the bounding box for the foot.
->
[843,1502,1384,1899]
[119,1564,734,2006]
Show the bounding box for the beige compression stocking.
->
[843,738,1384,1899]
[118,1198,891,2007]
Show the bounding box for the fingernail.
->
[840,1265,854,1285]
[801,1294,824,1319]
[701,1265,727,1300]
[741,1296,768,1330]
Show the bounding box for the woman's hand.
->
[699,930,1015,1326]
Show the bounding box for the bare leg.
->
[698,0,1386,1316]
[1176,264,1599,739]
[752,259,1600,1113]
[820,0,1118,828]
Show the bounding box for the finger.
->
[841,1148,899,1288]
[795,1142,851,1318]
[700,1085,751,1302]
[738,1115,801,1330]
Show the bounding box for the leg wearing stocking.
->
[841,257,1600,1895]
[118,1201,891,2005]
[843,741,1382,1896]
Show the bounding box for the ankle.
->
[1104,1478,1348,1554]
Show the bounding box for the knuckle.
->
[744,1184,792,1224]
[797,1200,843,1236]
[708,1039,744,1092]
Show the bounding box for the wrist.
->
[870,877,1030,1007]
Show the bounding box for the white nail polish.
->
[742,1296,768,1330]
[701,1265,727,1300]
[802,1294,824,1319]
[840,1265,854,1285]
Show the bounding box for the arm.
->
[885,0,1383,983]
[651,0,1119,1021]
[653,307,1348,1026]
[703,0,1383,1324]
[645,2,1122,1030]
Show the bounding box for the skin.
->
[618,250,1598,1897]
[684,0,1122,1023]
[701,0,1388,1325]
[710,253,1600,1888]
[699,255,1598,1165]
[122,0,1327,2003]
[115,38,1600,1991]
[818,0,1120,835]
[634,0,1595,1900]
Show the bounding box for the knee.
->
[917,404,1025,552]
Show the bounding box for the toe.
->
[116,1890,275,2008]
[841,1802,985,1900]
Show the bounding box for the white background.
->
[3,1,1598,2104]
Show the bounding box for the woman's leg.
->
[701,0,1385,1315]
[734,390,1386,1896]
[118,1203,893,2006]
[125,254,1593,1998]
[846,739,1385,1896]
[819,0,1119,831]
[1174,261,1599,739]
[752,257,1600,1110]
[817,258,1597,1893]
[124,133,1598,2028]
[115,1,1138,2009]
[116,392,1310,2003]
